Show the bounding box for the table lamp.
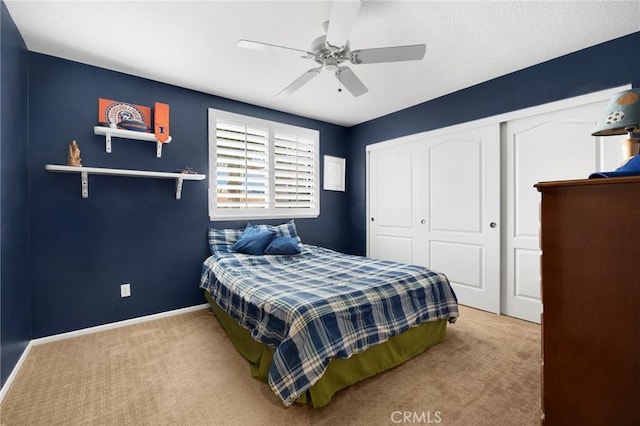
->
[592,88,640,160]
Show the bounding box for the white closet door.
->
[423,124,501,314]
[503,101,623,323]
[368,143,427,265]
[368,125,500,313]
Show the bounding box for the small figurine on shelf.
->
[67,140,82,167]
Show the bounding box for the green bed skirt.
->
[205,291,448,408]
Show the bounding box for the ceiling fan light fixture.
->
[324,57,341,71]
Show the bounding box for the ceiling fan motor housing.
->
[310,34,353,71]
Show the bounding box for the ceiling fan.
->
[238,1,426,97]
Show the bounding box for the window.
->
[208,109,319,221]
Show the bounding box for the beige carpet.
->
[0,305,541,426]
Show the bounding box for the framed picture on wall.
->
[323,155,346,192]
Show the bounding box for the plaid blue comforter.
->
[200,244,458,406]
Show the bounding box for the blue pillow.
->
[264,236,302,255]
[231,225,275,255]
[253,219,302,243]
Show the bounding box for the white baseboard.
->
[0,340,32,404]
[32,303,209,346]
[0,303,209,403]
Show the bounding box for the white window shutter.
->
[274,132,316,210]
[215,120,269,209]
[209,109,319,221]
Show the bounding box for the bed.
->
[200,220,459,408]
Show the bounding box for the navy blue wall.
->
[346,32,640,256]
[3,4,639,385]
[28,54,349,338]
[0,1,30,387]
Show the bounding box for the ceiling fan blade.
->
[277,67,322,97]
[336,66,368,97]
[350,44,426,64]
[325,1,361,51]
[238,39,314,59]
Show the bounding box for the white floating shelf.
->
[45,164,205,200]
[94,126,172,158]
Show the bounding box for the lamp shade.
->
[592,88,640,136]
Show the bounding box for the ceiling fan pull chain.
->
[336,70,343,93]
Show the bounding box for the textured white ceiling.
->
[5,0,640,126]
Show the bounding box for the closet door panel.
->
[503,99,624,323]
[430,241,483,290]
[374,236,414,265]
[367,124,500,313]
[375,151,413,227]
[514,248,541,301]
[423,125,501,313]
[429,141,482,233]
[368,145,426,266]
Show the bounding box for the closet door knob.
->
[420,219,426,224]
[370,217,375,222]
[489,222,497,228]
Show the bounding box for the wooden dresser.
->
[535,176,640,425]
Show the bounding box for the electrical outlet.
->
[120,283,131,298]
